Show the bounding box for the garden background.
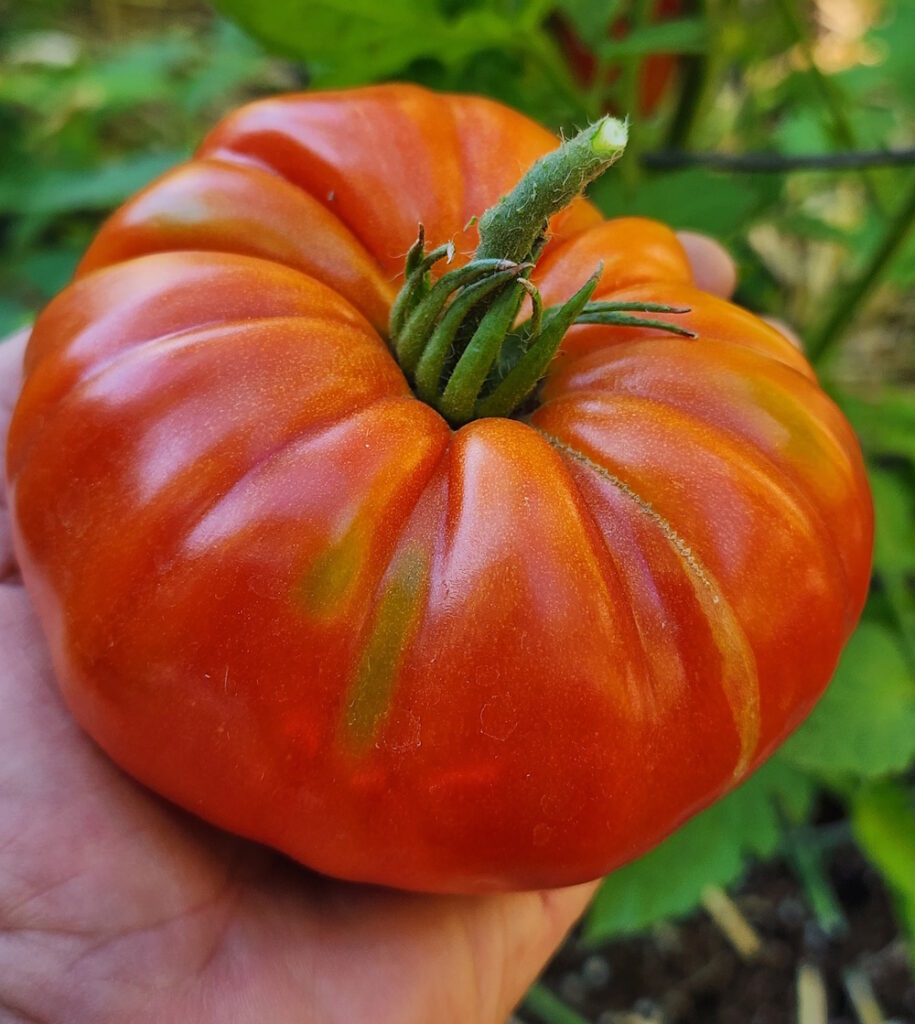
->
[1,1,913,1020]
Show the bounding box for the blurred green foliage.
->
[0,6,289,333]
[1,0,914,984]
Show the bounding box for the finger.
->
[761,315,804,351]
[1,327,30,581]
[0,326,29,416]
[484,881,600,1021]
[293,876,600,1024]
[677,231,738,299]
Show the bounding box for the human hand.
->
[0,234,740,1024]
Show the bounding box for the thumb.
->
[303,878,599,1024]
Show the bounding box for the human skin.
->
[1,236,735,1024]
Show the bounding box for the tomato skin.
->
[7,85,873,893]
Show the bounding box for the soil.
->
[517,842,915,1023]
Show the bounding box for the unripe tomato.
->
[6,86,872,893]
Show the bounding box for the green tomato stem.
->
[474,116,628,264]
[384,116,685,425]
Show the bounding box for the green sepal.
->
[438,281,526,425]
[403,224,426,279]
[413,266,525,404]
[475,268,601,420]
[576,308,697,338]
[395,258,518,375]
[583,301,691,314]
[388,240,454,340]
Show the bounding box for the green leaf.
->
[833,387,915,466]
[779,622,915,779]
[850,779,915,961]
[0,150,185,217]
[595,17,709,59]
[582,760,813,943]
[591,167,772,239]
[870,464,915,579]
[78,36,198,110]
[0,298,32,338]
[771,108,832,156]
[524,982,593,1024]
[180,20,270,115]
[14,245,81,299]
[209,0,518,85]
[840,2,915,105]
[886,227,915,287]
[554,0,622,41]
[0,35,196,115]
[869,466,915,665]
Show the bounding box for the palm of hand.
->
[0,236,737,1023]
[0,328,592,1024]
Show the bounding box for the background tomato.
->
[552,0,683,116]
[6,85,872,893]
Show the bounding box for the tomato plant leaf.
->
[209,0,523,85]
[833,387,915,466]
[0,151,186,218]
[0,298,32,338]
[594,17,709,59]
[850,780,915,962]
[554,0,623,40]
[868,465,915,663]
[591,168,772,239]
[779,621,915,779]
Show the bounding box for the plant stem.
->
[772,0,885,214]
[523,981,594,1024]
[784,826,847,936]
[807,176,915,367]
[642,146,915,172]
[797,963,829,1024]
[844,968,887,1024]
[664,0,731,152]
[619,0,649,192]
[475,117,628,265]
[523,31,597,123]
[664,50,708,150]
[388,119,632,422]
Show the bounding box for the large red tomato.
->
[6,85,872,893]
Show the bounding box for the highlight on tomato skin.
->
[5,83,874,895]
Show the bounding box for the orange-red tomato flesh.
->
[6,85,873,893]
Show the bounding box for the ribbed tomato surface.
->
[6,85,873,892]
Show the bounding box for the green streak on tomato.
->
[344,546,427,749]
[299,523,367,617]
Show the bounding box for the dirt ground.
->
[518,841,915,1023]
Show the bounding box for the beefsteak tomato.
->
[6,85,873,893]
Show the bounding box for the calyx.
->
[387,117,695,426]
